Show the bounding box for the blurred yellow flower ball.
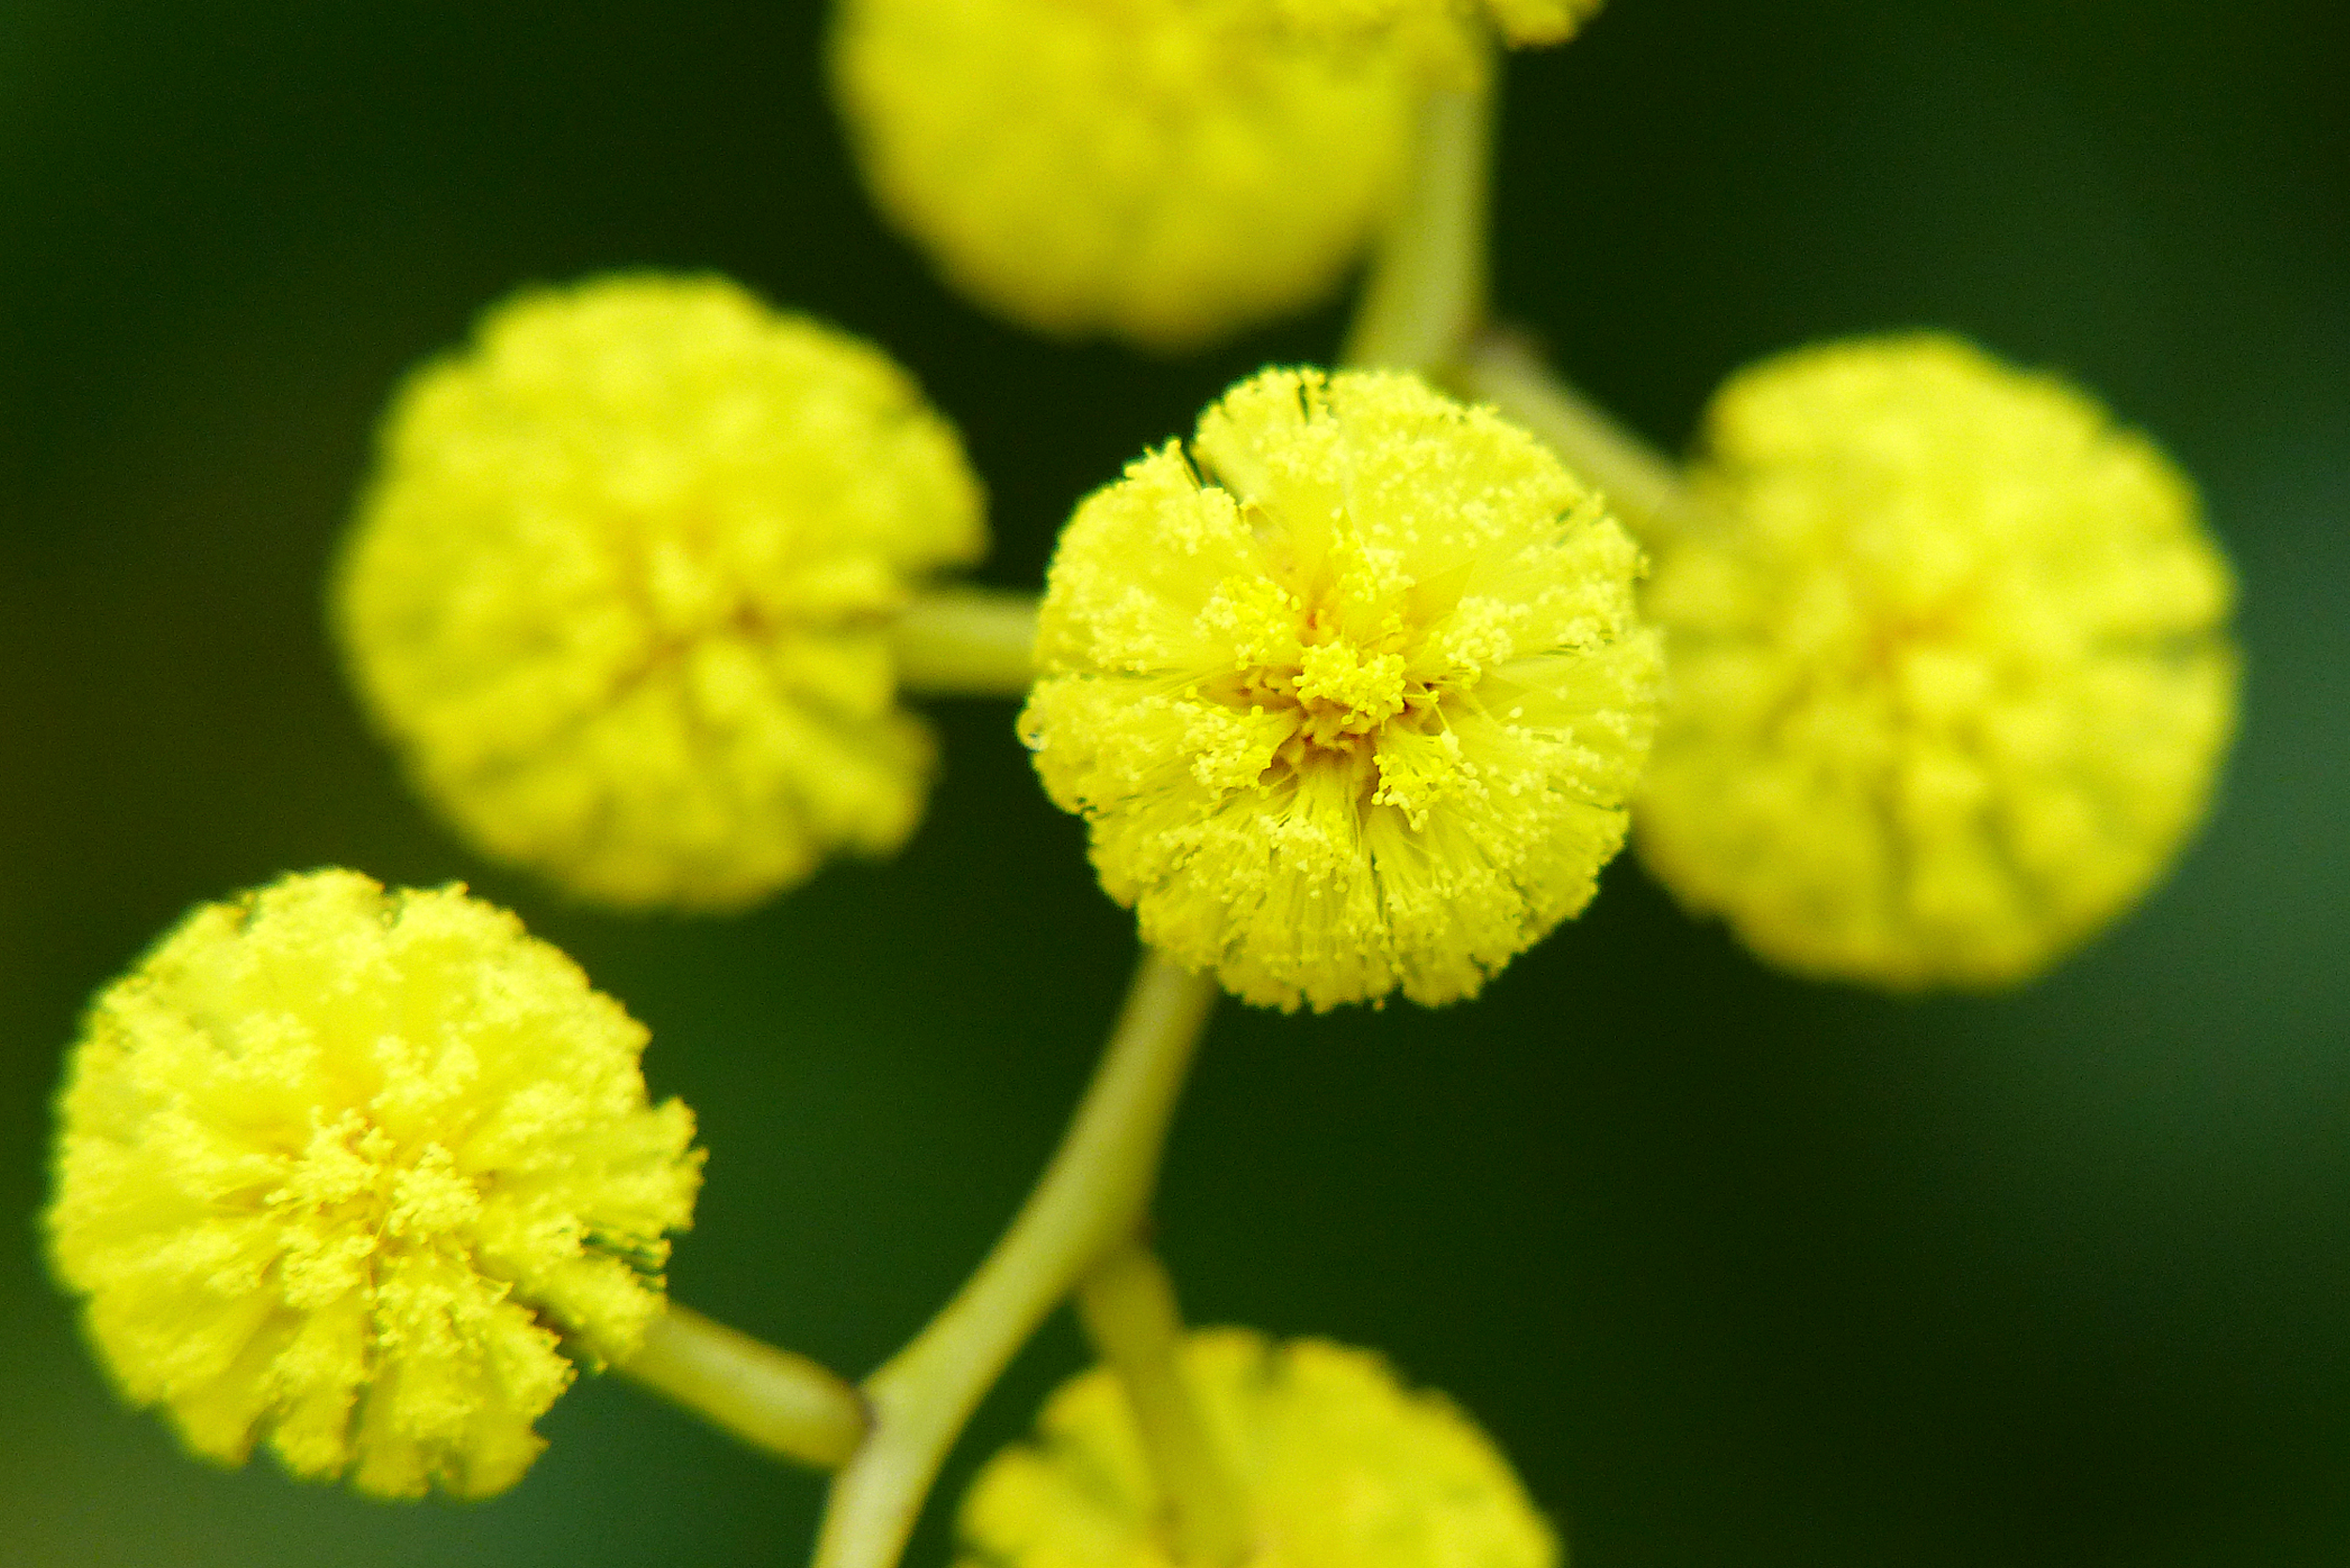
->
[831,0,1417,352]
[958,1328,1559,1568]
[1637,334,2240,988]
[336,274,985,912]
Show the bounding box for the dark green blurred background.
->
[3,3,2344,1564]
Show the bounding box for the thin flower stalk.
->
[813,949,1218,1568]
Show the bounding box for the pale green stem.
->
[1074,1241,1252,1568]
[811,949,1220,1568]
[617,1302,870,1470]
[1341,63,1497,374]
[1459,329,1725,543]
[891,585,1039,698]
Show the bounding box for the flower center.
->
[1202,599,1447,780]
[263,1108,484,1309]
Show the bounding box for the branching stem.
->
[812,949,1219,1568]
[1458,330,1725,542]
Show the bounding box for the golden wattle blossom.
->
[1637,334,2240,987]
[1022,367,1661,1010]
[337,274,985,913]
[46,870,703,1497]
[958,1328,1559,1568]
[830,0,1417,352]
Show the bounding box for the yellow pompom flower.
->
[958,1328,1558,1568]
[1637,334,2240,988]
[45,870,704,1497]
[1021,367,1662,1011]
[337,274,985,913]
[830,0,1416,353]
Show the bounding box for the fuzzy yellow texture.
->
[830,0,1416,353]
[959,1328,1557,1568]
[1022,368,1661,1011]
[1637,335,2239,989]
[337,274,985,913]
[45,870,704,1498]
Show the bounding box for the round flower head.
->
[45,870,704,1497]
[830,0,1416,353]
[959,1328,1558,1568]
[1637,334,2240,988]
[337,274,986,913]
[1021,367,1663,1011]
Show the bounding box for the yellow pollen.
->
[1195,558,1461,796]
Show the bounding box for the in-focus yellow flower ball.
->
[1022,367,1662,1011]
[1637,334,2240,988]
[337,274,985,913]
[45,870,703,1497]
[958,1328,1558,1568]
[830,0,1416,353]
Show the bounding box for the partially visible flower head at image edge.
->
[335,274,986,915]
[44,870,703,1498]
[1636,333,2240,989]
[1022,367,1663,1011]
[958,1327,1559,1568]
[829,0,1420,353]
